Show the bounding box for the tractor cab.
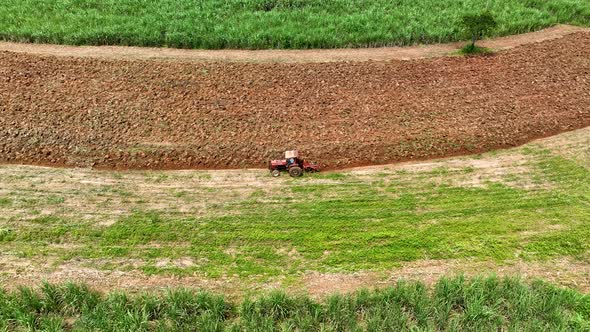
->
[285,150,298,167]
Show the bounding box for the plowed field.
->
[1,32,589,170]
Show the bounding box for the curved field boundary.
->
[0,30,589,171]
[0,25,587,63]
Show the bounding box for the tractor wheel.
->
[289,166,303,177]
[271,169,281,177]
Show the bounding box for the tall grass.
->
[0,0,589,49]
[0,276,588,331]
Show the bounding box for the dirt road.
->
[0,25,586,63]
[0,25,590,63]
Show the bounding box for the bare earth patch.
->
[1,31,589,170]
[302,272,382,298]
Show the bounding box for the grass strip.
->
[0,276,589,331]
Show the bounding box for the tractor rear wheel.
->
[289,166,303,177]
[271,169,281,177]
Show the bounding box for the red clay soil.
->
[1,32,589,170]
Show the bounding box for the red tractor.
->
[268,150,319,177]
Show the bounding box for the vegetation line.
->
[1,276,589,331]
[0,0,589,49]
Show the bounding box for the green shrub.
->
[461,11,498,47]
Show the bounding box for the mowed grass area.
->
[2,277,590,331]
[0,127,588,290]
[0,0,589,49]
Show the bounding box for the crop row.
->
[0,0,589,49]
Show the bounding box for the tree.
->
[461,11,497,48]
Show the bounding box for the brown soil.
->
[1,32,589,170]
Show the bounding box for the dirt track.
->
[0,25,586,63]
[1,31,590,170]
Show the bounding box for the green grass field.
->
[0,128,588,293]
[1,0,589,49]
[2,277,589,331]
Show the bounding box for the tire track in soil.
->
[1,32,589,170]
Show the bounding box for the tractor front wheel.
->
[289,166,303,177]
[271,169,281,177]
